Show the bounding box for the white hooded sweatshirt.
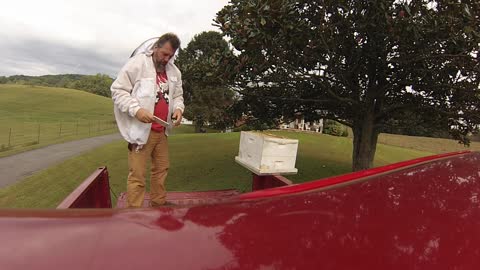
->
[111,45,185,146]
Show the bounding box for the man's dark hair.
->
[154,33,181,51]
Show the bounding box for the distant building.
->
[181,118,193,125]
[279,115,323,133]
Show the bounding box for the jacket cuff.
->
[174,106,184,113]
[129,105,141,118]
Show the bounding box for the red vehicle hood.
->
[1,152,479,270]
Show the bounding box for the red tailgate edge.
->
[238,151,471,200]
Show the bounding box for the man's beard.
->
[152,53,166,71]
[155,61,166,72]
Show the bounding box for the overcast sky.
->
[0,0,229,77]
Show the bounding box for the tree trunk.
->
[194,119,204,133]
[352,112,379,171]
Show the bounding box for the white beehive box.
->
[235,131,298,175]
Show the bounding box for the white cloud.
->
[0,0,229,76]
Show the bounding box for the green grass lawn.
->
[343,127,480,153]
[169,124,219,135]
[377,133,480,154]
[0,131,430,208]
[0,84,117,157]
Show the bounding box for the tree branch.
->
[390,53,476,65]
[308,73,360,106]
[232,88,336,105]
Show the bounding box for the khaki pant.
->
[127,131,169,207]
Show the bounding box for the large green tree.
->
[176,31,236,132]
[215,0,480,171]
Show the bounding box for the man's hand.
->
[172,109,183,126]
[135,108,155,123]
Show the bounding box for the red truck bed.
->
[115,190,241,208]
[4,151,479,270]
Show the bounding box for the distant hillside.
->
[0,74,113,97]
[0,84,116,156]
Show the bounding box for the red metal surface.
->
[240,150,471,200]
[116,189,241,208]
[57,167,112,209]
[252,173,293,190]
[1,151,479,269]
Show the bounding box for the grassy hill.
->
[0,84,117,156]
[0,131,431,208]
[377,132,480,154]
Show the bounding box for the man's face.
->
[154,42,175,67]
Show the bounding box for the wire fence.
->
[0,120,118,153]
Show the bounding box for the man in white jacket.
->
[111,33,185,207]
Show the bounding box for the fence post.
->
[8,128,12,147]
[59,122,62,137]
[89,122,91,135]
[76,121,79,135]
[37,124,41,143]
